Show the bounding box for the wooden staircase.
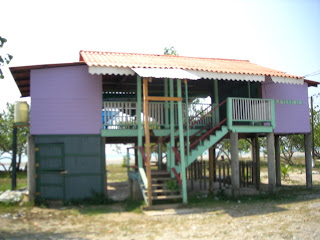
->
[147,170,182,202]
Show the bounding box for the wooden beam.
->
[143,77,152,206]
[146,96,182,102]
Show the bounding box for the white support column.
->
[267,132,276,194]
[230,132,240,197]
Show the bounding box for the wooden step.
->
[151,183,167,187]
[151,177,171,181]
[152,195,182,200]
[151,170,170,176]
[144,189,179,194]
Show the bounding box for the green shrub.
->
[281,164,292,180]
[167,179,180,191]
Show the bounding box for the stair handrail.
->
[189,118,227,149]
[188,102,213,124]
[188,99,227,130]
[172,167,182,187]
[161,100,226,143]
[138,147,149,188]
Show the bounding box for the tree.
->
[0,103,29,171]
[216,138,251,161]
[312,108,320,157]
[279,134,304,165]
[0,36,13,79]
[164,46,178,56]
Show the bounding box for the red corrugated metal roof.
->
[79,50,303,79]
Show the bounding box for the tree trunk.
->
[17,153,22,172]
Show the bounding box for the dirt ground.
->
[1,171,320,239]
[1,191,320,240]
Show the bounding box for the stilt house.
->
[10,51,318,206]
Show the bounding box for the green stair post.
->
[177,79,187,204]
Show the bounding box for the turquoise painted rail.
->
[227,97,275,132]
[102,101,211,129]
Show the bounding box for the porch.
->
[101,97,275,137]
[101,76,276,207]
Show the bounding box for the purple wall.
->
[30,65,102,134]
[262,78,310,134]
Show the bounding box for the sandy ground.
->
[0,171,320,239]
[0,191,320,240]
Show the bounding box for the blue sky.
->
[0,0,319,109]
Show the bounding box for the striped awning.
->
[132,68,199,80]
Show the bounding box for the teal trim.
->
[177,79,187,204]
[232,120,272,123]
[227,98,233,129]
[101,129,140,137]
[229,126,273,133]
[152,129,205,137]
[271,99,276,129]
[186,126,229,167]
[214,80,219,124]
[164,78,169,129]
[137,76,143,169]
[139,167,148,188]
[185,80,190,157]
[169,78,175,176]
[167,142,171,170]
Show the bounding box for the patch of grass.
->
[0,201,34,213]
[0,171,27,192]
[78,205,113,215]
[188,186,320,208]
[107,164,128,182]
[121,199,144,213]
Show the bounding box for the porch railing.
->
[102,101,211,129]
[103,98,275,130]
[227,98,275,128]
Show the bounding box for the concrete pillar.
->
[27,135,36,202]
[254,135,260,190]
[251,137,256,185]
[267,133,276,194]
[275,135,281,186]
[304,133,313,189]
[102,137,107,197]
[230,132,240,197]
[129,179,143,201]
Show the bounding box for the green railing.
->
[227,98,275,130]
[102,101,211,129]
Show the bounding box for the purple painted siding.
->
[30,65,102,134]
[262,78,310,134]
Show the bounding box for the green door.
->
[36,143,66,200]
